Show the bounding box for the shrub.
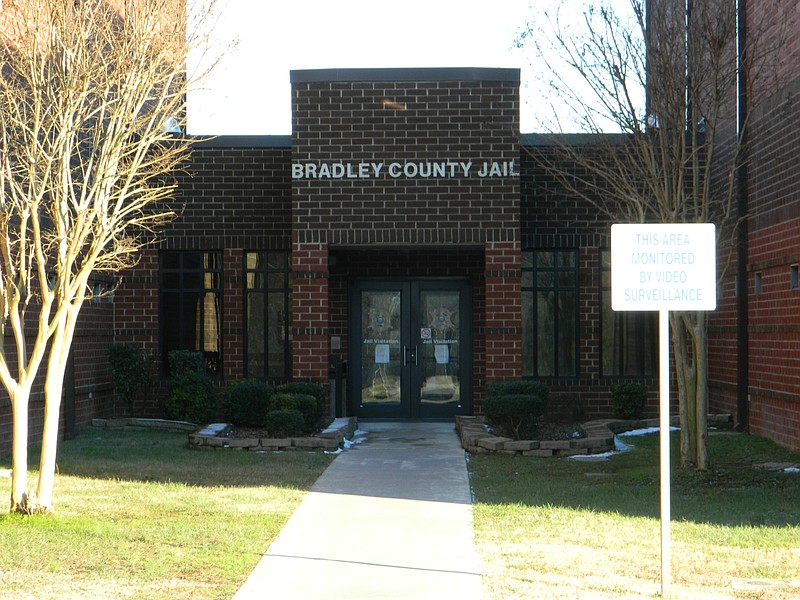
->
[276,382,325,424]
[484,393,548,440]
[223,380,274,427]
[611,383,649,419]
[168,350,205,377]
[276,381,324,402]
[272,392,319,434]
[162,371,217,424]
[486,380,549,403]
[264,409,305,438]
[108,344,152,415]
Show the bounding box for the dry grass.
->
[0,428,332,599]
[470,431,800,599]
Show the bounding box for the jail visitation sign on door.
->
[611,223,716,598]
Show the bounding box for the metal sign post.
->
[658,309,671,597]
[611,223,716,597]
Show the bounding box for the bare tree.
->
[517,0,786,469]
[0,0,218,513]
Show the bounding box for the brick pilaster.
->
[291,242,329,384]
[484,240,522,385]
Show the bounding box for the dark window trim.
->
[159,250,223,377]
[243,250,292,382]
[599,249,658,378]
[522,248,579,379]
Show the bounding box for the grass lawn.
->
[0,428,333,600]
[470,431,800,599]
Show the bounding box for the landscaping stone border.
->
[187,417,358,452]
[455,416,617,457]
[454,414,732,457]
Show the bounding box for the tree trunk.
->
[672,311,710,470]
[689,312,710,470]
[35,307,82,513]
[10,387,31,513]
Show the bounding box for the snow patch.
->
[324,429,369,455]
[569,426,677,461]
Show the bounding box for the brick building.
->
[2,63,799,456]
[705,0,800,452]
[109,67,660,424]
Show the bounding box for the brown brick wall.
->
[163,144,292,250]
[291,70,520,246]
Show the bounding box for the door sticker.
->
[375,344,390,364]
[434,344,450,365]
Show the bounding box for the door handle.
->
[403,346,419,366]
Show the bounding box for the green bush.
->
[611,383,649,419]
[484,393,548,440]
[276,382,325,423]
[162,371,217,424]
[272,392,319,434]
[222,380,274,427]
[486,380,549,403]
[168,350,205,377]
[108,344,152,415]
[276,381,324,402]
[264,409,305,438]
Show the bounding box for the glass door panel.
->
[417,291,461,408]
[359,290,402,407]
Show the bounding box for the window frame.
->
[243,250,292,382]
[599,249,658,378]
[159,250,223,376]
[521,248,579,379]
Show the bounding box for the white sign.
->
[611,223,717,311]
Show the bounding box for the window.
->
[791,265,799,290]
[600,250,657,377]
[522,249,578,378]
[245,251,292,380]
[160,251,222,374]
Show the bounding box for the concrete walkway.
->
[232,421,483,600]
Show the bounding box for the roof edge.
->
[188,135,292,149]
[290,67,520,84]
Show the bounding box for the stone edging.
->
[186,417,358,452]
[456,416,618,457]
[455,415,737,457]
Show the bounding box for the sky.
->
[186,0,538,136]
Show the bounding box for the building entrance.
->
[349,280,472,419]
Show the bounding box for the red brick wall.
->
[291,242,329,383]
[484,240,522,385]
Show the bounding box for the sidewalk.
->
[232,421,483,600]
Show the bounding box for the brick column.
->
[291,242,329,383]
[484,241,522,385]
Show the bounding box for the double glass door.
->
[350,280,471,419]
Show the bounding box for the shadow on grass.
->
[1,427,334,489]
[468,430,800,528]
